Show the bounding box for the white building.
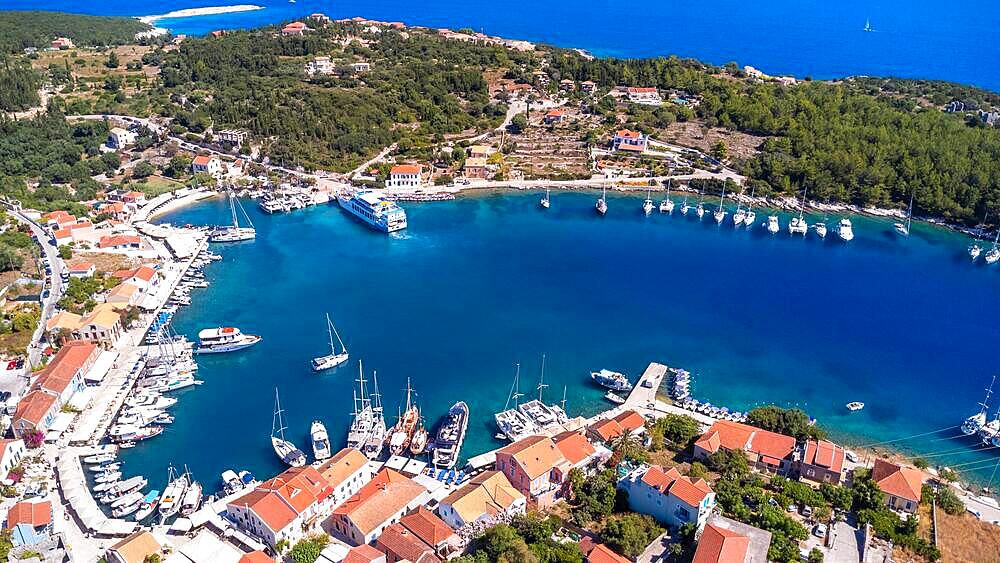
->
[618,465,716,531]
[328,468,428,546]
[226,465,333,548]
[386,164,422,188]
[0,439,27,476]
[191,155,223,176]
[437,470,526,530]
[626,87,663,106]
[216,129,249,147]
[306,56,336,76]
[349,62,371,73]
[108,128,138,149]
[315,448,375,510]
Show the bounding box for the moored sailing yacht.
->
[743,186,756,228]
[960,375,995,436]
[158,465,189,520]
[596,185,608,215]
[969,213,987,260]
[540,188,551,209]
[766,215,780,234]
[346,362,375,456]
[312,314,349,371]
[311,420,332,461]
[695,186,705,219]
[713,186,727,224]
[836,218,855,241]
[788,188,808,235]
[732,188,746,226]
[209,190,256,243]
[494,363,538,442]
[271,388,306,467]
[659,180,674,213]
[977,409,1000,446]
[985,230,1000,264]
[387,378,419,456]
[642,188,654,216]
[431,401,469,468]
[894,192,914,237]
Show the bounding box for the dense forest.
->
[0,57,41,112]
[546,50,1000,223]
[0,11,151,54]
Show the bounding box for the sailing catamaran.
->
[312,313,349,371]
[494,363,537,442]
[540,188,551,209]
[209,190,256,243]
[596,185,608,215]
[659,180,675,213]
[271,388,306,467]
[894,192,914,236]
[713,186,727,224]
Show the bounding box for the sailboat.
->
[387,378,419,456]
[961,375,996,435]
[409,417,429,455]
[659,180,674,213]
[365,370,387,459]
[978,408,1000,446]
[969,213,987,260]
[494,363,537,442]
[788,187,809,235]
[695,185,705,219]
[209,190,256,242]
[743,186,756,228]
[311,313,349,371]
[158,465,189,520]
[642,188,654,216]
[863,17,874,32]
[894,192,914,236]
[713,186,727,224]
[271,388,306,467]
[596,185,608,215]
[540,188,551,209]
[985,230,1000,264]
[680,188,691,215]
[732,188,746,226]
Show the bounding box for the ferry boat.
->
[431,401,468,468]
[766,215,780,234]
[159,466,189,519]
[387,379,420,456]
[209,191,256,242]
[596,185,608,215]
[194,327,261,354]
[271,389,306,467]
[591,369,632,392]
[180,481,203,516]
[540,189,551,209]
[836,218,854,241]
[311,420,332,461]
[312,314,349,371]
[338,190,408,233]
[961,375,995,435]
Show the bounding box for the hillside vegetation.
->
[0,11,151,53]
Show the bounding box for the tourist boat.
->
[813,222,828,238]
[495,364,539,442]
[410,424,429,455]
[596,185,608,215]
[961,375,996,435]
[272,388,306,467]
[364,378,387,460]
[312,314,349,371]
[846,402,864,412]
[84,452,116,465]
[337,190,408,233]
[180,481,203,516]
[89,462,121,473]
[159,466,189,519]
[95,471,122,484]
[311,420,332,461]
[194,327,261,354]
[985,231,1000,264]
[978,410,1000,445]
[894,192,914,237]
[642,189,654,216]
[431,401,469,469]
[659,180,675,213]
[836,218,854,241]
[209,191,256,242]
[590,369,632,392]
[713,186,727,224]
[387,378,420,456]
[766,215,780,234]
[603,390,626,405]
[133,490,159,521]
[109,424,164,443]
[540,188,550,209]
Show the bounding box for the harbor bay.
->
[128,191,1000,490]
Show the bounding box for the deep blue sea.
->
[3,0,1000,91]
[112,192,1000,493]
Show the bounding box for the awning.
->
[401,458,427,477]
[84,351,119,384]
[45,412,75,439]
[385,455,408,471]
[465,451,496,471]
[761,456,782,466]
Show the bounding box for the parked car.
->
[801,505,813,517]
[812,524,828,538]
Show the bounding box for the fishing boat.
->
[158,466,189,519]
[961,375,995,435]
[387,378,420,456]
[209,190,256,242]
[540,188,550,209]
[312,313,349,371]
[985,230,1000,264]
[134,490,160,521]
[494,364,539,442]
[642,188,654,216]
[311,420,332,461]
[659,180,674,213]
[766,215,780,234]
[271,388,306,467]
[604,390,626,404]
[713,186,727,224]
[836,218,855,241]
[846,402,864,412]
[409,424,429,455]
[431,401,469,468]
[590,369,632,392]
[194,327,261,354]
[180,481,203,516]
[596,185,608,215]
[894,192,914,236]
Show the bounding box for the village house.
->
[319,544,386,563]
[437,470,526,530]
[463,157,488,180]
[226,465,333,548]
[871,459,924,514]
[795,439,846,485]
[543,109,565,124]
[50,37,74,49]
[68,262,96,278]
[108,127,137,150]
[559,79,576,92]
[31,341,99,407]
[281,21,309,36]
[239,551,275,563]
[502,83,533,99]
[581,80,597,93]
[44,210,77,231]
[586,409,646,444]
[306,56,337,76]
[626,87,663,106]
[0,439,27,477]
[309,13,332,25]
[47,303,125,348]
[468,145,492,159]
[553,430,607,474]
[192,155,223,176]
[350,62,372,73]
[375,523,438,563]
[619,465,716,531]
[611,129,648,154]
[328,468,429,546]
[106,530,163,563]
[581,543,630,563]
[495,435,572,509]
[66,220,95,244]
[531,70,550,85]
[692,516,772,563]
[4,501,53,547]
[11,391,60,439]
[386,164,422,188]
[53,228,73,246]
[112,266,159,292]
[217,129,250,146]
[316,448,375,509]
[692,420,797,475]
[106,282,141,307]
[375,507,460,562]
[98,235,142,250]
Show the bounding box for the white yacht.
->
[680,196,690,215]
[158,466,189,520]
[713,186,727,224]
[431,401,469,468]
[961,376,995,435]
[969,243,983,261]
[695,186,705,219]
[836,218,855,241]
[743,209,756,228]
[271,388,306,467]
[209,191,256,243]
[590,369,632,392]
[788,217,808,235]
[766,215,780,234]
[659,180,674,213]
[985,231,1000,264]
[978,411,1000,446]
[259,197,287,214]
[312,313,348,371]
[813,222,828,238]
[194,327,261,354]
[347,363,386,460]
[540,188,551,209]
[338,190,408,233]
[180,481,202,517]
[894,192,914,237]
[732,195,746,227]
[596,185,608,215]
[494,364,539,442]
[642,188,654,216]
[311,420,332,461]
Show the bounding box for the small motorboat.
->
[846,401,864,412]
[604,391,626,405]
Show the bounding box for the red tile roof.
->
[802,440,845,474]
[587,544,631,563]
[694,420,756,455]
[376,523,441,563]
[69,262,95,273]
[615,129,643,139]
[344,544,385,563]
[553,431,597,466]
[34,341,97,395]
[13,391,57,427]
[229,489,298,533]
[497,435,568,480]
[748,430,796,462]
[871,459,924,503]
[627,87,658,93]
[238,552,275,563]
[692,522,750,563]
[333,468,426,535]
[390,164,422,175]
[192,155,213,166]
[590,410,644,442]
[399,506,455,547]
[98,235,141,248]
[53,228,73,240]
[4,501,52,530]
[640,466,713,507]
[257,465,332,514]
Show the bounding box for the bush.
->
[288,535,328,563]
[688,462,708,480]
[602,514,664,558]
[936,486,964,515]
[746,406,826,441]
[58,245,72,259]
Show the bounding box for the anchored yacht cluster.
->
[961,375,1000,448]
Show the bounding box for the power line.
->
[909,444,999,460]
[855,425,960,449]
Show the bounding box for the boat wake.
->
[138,4,264,24]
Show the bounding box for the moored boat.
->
[134,490,160,521]
[596,185,608,216]
[590,369,632,392]
[180,481,203,516]
[271,388,306,467]
[312,314,349,371]
[387,378,420,456]
[194,327,261,354]
[431,401,468,469]
[604,391,626,404]
[836,218,854,241]
[311,420,332,461]
[338,190,408,233]
[961,375,995,435]
[158,466,189,519]
[540,188,551,209]
[846,402,864,412]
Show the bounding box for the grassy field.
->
[935,510,1000,562]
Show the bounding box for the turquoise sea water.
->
[4,0,1000,91]
[117,192,1000,492]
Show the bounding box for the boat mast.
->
[747,185,755,212]
[561,385,567,412]
[326,314,335,355]
[503,363,523,410]
[799,186,807,220]
[537,354,547,401]
[718,185,725,208]
[371,370,382,414]
[906,192,914,232]
[328,314,346,354]
[979,375,997,416]
[272,388,286,441]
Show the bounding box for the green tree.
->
[602,514,664,558]
[106,51,120,68]
[808,547,824,562]
[935,486,964,515]
[288,535,328,563]
[510,113,528,134]
[711,140,728,161]
[746,406,826,441]
[608,429,645,467]
[58,245,72,260]
[850,471,885,512]
[132,161,156,178]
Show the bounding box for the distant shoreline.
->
[136,4,264,24]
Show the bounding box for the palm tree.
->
[608,429,643,467]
